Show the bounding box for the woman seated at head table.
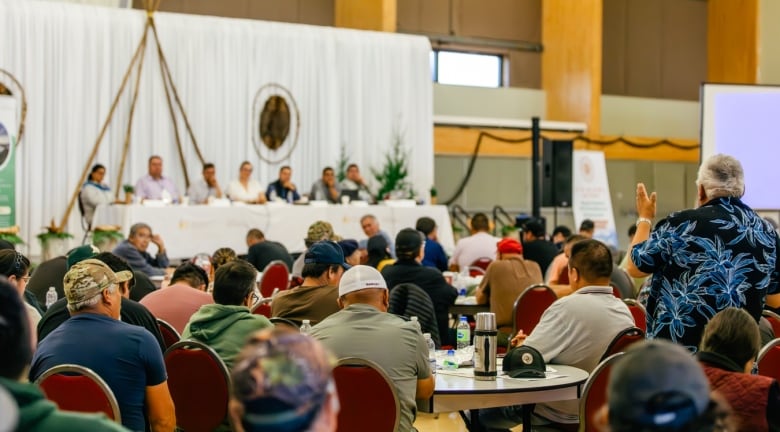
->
[226,161,267,204]
[80,163,130,225]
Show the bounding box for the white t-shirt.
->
[226,179,264,203]
[449,231,500,270]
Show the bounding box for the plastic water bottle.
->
[424,333,437,374]
[456,316,471,350]
[299,319,312,335]
[269,188,278,202]
[410,316,421,333]
[45,287,58,308]
[457,288,467,303]
[443,349,458,370]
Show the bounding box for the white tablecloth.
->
[93,203,454,259]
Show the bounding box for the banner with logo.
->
[572,150,618,247]
[0,96,17,228]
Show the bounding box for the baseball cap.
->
[66,244,100,269]
[395,228,424,254]
[497,238,523,255]
[502,345,546,378]
[305,221,334,245]
[337,239,359,258]
[338,265,388,297]
[63,258,133,305]
[304,241,350,270]
[608,340,710,429]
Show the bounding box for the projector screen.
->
[701,83,780,210]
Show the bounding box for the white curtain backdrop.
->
[0,1,433,257]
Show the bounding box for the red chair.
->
[251,298,273,318]
[623,299,647,332]
[579,352,625,432]
[468,266,486,277]
[35,364,122,424]
[610,284,622,299]
[512,284,557,337]
[259,260,290,298]
[289,275,304,288]
[763,310,780,337]
[157,318,181,350]
[165,340,232,432]
[757,338,780,381]
[600,327,645,361]
[470,257,492,271]
[333,357,400,432]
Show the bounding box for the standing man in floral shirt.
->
[627,154,780,352]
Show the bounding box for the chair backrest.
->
[610,284,622,299]
[259,260,290,298]
[35,364,122,424]
[600,327,645,361]
[157,318,181,350]
[251,298,273,318]
[623,299,647,332]
[578,352,625,432]
[165,340,232,432]
[468,266,486,277]
[763,310,780,338]
[470,257,492,271]
[269,317,300,330]
[388,283,441,347]
[512,284,557,336]
[757,338,780,381]
[333,357,400,432]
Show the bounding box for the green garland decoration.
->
[371,132,415,201]
[0,233,24,245]
[336,145,348,183]
[92,230,125,246]
[37,231,74,248]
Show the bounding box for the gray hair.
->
[128,223,152,238]
[696,154,745,199]
[67,284,117,313]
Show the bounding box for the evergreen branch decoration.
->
[336,144,348,183]
[0,225,24,244]
[92,229,124,246]
[371,130,415,201]
[37,220,73,247]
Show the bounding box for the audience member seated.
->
[546,235,586,289]
[80,163,123,225]
[698,307,780,431]
[338,239,361,267]
[30,259,175,432]
[140,262,213,333]
[37,252,166,362]
[551,225,572,251]
[113,222,170,277]
[291,221,335,278]
[416,216,448,272]
[0,250,41,327]
[266,165,300,203]
[579,219,595,238]
[357,214,395,259]
[478,240,633,430]
[340,163,373,202]
[382,228,457,347]
[182,260,271,369]
[272,241,348,326]
[226,161,266,204]
[366,234,394,271]
[311,265,434,432]
[0,279,128,432]
[309,166,341,203]
[597,340,732,432]
[449,213,500,271]
[245,228,293,272]
[475,238,543,346]
[134,155,180,203]
[187,162,223,204]
[230,328,339,432]
[521,220,559,275]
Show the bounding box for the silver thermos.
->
[473,312,498,381]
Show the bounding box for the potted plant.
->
[0,225,24,245]
[123,184,135,204]
[371,131,416,201]
[430,186,438,205]
[92,225,124,252]
[37,220,73,261]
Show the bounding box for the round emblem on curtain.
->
[252,83,300,164]
[0,69,28,148]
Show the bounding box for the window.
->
[431,50,504,88]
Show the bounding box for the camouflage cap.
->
[63,258,133,305]
[305,221,334,245]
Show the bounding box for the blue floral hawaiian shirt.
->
[632,196,780,351]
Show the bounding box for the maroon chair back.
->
[579,352,624,432]
[757,338,780,381]
[763,310,780,337]
[165,340,231,432]
[36,364,121,423]
[600,327,645,361]
[623,299,647,332]
[512,284,557,336]
[289,275,304,288]
[157,318,181,350]
[251,299,273,318]
[333,357,400,432]
[468,266,486,277]
[259,260,290,298]
[470,257,492,271]
[610,284,622,299]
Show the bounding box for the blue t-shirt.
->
[30,313,167,432]
[422,238,448,272]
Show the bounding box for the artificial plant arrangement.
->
[371,131,416,201]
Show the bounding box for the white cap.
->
[338,265,388,297]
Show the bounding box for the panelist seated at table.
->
[309,166,341,203]
[113,223,170,277]
[134,155,181,203]
[478,240,633,431]
[80,163,128,225]
[266,165,300,203]
[310,265,434,432]
[187,162,223,204]
[340,163,374,203]
[226,161,267,204]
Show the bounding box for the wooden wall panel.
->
[707,0,759,83]
[295,1,335,26]
[335,0,396,32]
[397,0,450,34]
[508,51,541,89]
[453,0,540,43]
[660,0,707,100]
[602,0,627,95]
[134,0,334,25]
[246,1,299,22]
[624,0,662,98]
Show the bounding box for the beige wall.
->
[760,0,780,84]
[433,84,545,119]
[601,95,700,139]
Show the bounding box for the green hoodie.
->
[0,377,128,432]
[182,304,272,370]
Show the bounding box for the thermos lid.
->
[475,312,497,331]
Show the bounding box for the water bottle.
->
[457,288,467,303]
[456,316,471,350]
[45,287,58,308]
[269,188,278,202]
[443,349,458,370]
[424,333,437,374]
[410,316,421,333]
[299,319,312,335]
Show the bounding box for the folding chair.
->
[578,352,625,432]
[512,284,557,337]
[259,260,290,298]
[600,327,645,361]
[763,310,780,337]
[623,299,647,332]
[157,318,181,350]
[251,298,273,318]
[757,338,780,381]
[333,357,400,432]
[36,364,122,424]
[469,257,493,271]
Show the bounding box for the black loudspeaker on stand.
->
[541,139,573,208]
